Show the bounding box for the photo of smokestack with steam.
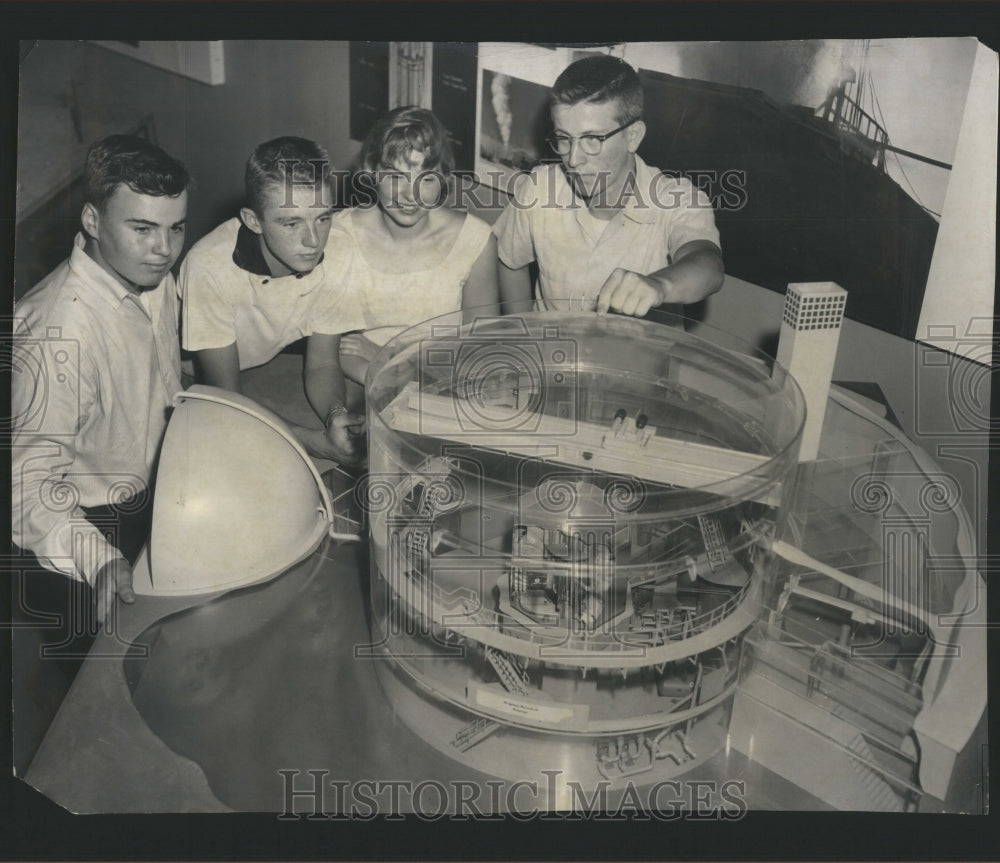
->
[478,69,551,177]
[491,73,513,159]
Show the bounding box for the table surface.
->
[22,354,970,814]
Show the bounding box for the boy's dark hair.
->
[245,136,331,215]
[84,135,191,211]
[360,106,455,177]
[551,55,644,125]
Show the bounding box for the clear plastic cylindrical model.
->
[365,310,806,787]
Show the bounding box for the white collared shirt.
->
[12,234,182,584]
[494,155,721,313]
[180,218,365,370]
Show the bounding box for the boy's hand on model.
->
[595,268,663,317]
[94,557,136,625]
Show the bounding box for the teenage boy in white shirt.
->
[180,137,365,464]
[495,54,724,318]
[13,135,190,619]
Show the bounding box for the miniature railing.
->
[620,580,753,647]
[387,560,753,655]
[817,89,888,170]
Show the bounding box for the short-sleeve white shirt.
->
[494,155,721,313]
[180,218,365,370]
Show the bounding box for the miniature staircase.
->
[843,732,906,812]
[404,478,449,562]
[406,526,430,560]
[697,514,727,570]
[416,485,440,517]
[485,646,531,696]
[830,701,917,782]
[451,717,501,752]
[731,635,924,810]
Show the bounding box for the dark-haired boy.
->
[180,136,364,464]
[12,135,191,619]
[495,54,724,318]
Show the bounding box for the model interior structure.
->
[365,311,807,788]
[727,284,986,812]
[364,297,986,810]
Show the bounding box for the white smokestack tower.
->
[775,282,848,462]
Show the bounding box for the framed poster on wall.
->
[474,43,574,191]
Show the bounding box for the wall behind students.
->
[16,39,362,288]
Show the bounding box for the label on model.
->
[468,683,589,727]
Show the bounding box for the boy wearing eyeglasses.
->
[494,54,724,318]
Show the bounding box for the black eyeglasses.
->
[546,119,639,157]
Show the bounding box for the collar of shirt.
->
[232,221,325,284]
[619,154,664,225]
[558,154,662,226]
[67,233,161,315]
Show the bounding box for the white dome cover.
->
[132,386,334,596]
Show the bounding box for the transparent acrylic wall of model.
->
[365,309,806,785]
